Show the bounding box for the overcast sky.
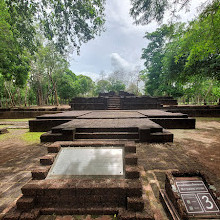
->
[69,0,207,82]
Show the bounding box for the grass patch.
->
[0,125,8,129]
[0,132,11,141]
[0,118,34,122]
[21,131,44,144]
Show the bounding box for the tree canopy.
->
[5,0,106,54]
[130,0,192,25]
[140,1,220,103]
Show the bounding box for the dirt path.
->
[0,127,47,218]
[137,117,220,220]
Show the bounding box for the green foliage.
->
[21,131,44,144]
[174,1,220,80]
[94,80,111,95]
[130,0,191,25]
[108,78,126,93]
[0,0,105,89]
[0,0,29,86]
[5,0,106,55]
[140,1,220,103]
[93,79,126,96]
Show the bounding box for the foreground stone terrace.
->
[29,110,195,143]
[0,118,220,219]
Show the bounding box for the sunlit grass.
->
[0,128,44,144]
[20,131,44,144]
[0,132,11,141]
[0,118,34,122]
[0,125,8,129]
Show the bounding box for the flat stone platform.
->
[54,118,162,129]
[29,110,195,143]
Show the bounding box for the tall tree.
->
[0,0,29,86]
[5,0,106,55]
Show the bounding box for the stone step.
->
[75,132,139,139]
[76,127,138,133]
[127,197,145,212]
[40,131,72,142]
[40,207,118,215]
[149,130,173,143]
[107,105,120,107]
[72,140,139,149]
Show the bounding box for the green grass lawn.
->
[0,118,34,122]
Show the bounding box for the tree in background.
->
[0,0,29,86]
[140,1,220,103]
[5,0,106,55]
[0,0,106,107]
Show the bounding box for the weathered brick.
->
[3,211,21,220]
[31,166,50,180]
[118,208,136,220]
[40,154,56,165]
[19,209,40,220]
[135,212,154,220]
[47,145,60,153]
[16,197,34,211]
[125,166,140,179]
[126,180,142,197]
[127,197,144,212]
[125,154,138,165]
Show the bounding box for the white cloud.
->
[110,53,131,71]
[69,0,208,83]
[75,71,100,82]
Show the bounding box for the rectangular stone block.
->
[16,197,34,211]
[127,197,144,212]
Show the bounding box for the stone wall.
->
[70,97,108,110]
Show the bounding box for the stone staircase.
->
[107,96,121,110]
[75,127,139,140]
[40,125,173,143]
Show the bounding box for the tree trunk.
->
[4,82,15,107]
[37,81,44,106]
[24,85,28,107]
[49,73,59,106]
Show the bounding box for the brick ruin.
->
[7,94,220,219]
[28,110,195,143]
[3,141,154,219]
[69,91,177,110]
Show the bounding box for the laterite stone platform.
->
[3,141,154,220]
[29,110,195,143]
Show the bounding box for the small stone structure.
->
[3,141,153,219]
[69,91,178,110]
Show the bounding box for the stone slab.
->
[77,111,146,119]
[53,118,162,130]
[47,147,124,179]
[138,110,188,118]
[36,111,91,119]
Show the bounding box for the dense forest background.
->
[0,0,219,107]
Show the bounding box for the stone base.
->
[3,141,154,220]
